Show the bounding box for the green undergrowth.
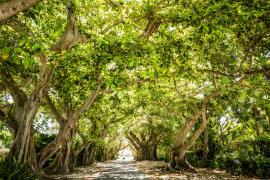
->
[0,157,39,180]
[187,135,270,178]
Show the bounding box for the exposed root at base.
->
[170,158,197,173]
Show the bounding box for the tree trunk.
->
[9,122,37,171]
[1,3,87,172]
[127,131,158,161]
[82,144,91,166]
[8,85,52,171]
[81,145,97,166]
[170,115,208,170]
[202,128,208,165]
[38,118,78,170]
[44,128,76,174]
[38,82,101,170]
[169,88,224,170]
[169,110,201,169]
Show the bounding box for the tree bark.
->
[38,86,100,170]
[170,89,222,170]
[169,110,202,170]
[202,128,208,165]
[44,128,76,174]
[127,130,158,161]
[1,64,53,171]
[0,0,41,21]
[1,3,83,171]
[81,145,97,166]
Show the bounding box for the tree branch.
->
[52,4,80,52]
[74,74,102,116]
[196,69,240,78]
[197,68,270,78]
[75,140,94,156]
[140,17,161,38]
[240,28,270,73]
[0,68,27,104]
[101,18,126,35]
[76,127,87,144]
[44,93,65,125]
[126,135,140,151]
[129,131,142,148]
[0,0,41,21]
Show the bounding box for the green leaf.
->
[0,47,10,53]
[221,77,230,84]
[215,30,223,38]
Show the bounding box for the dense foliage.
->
[0,0,269,178]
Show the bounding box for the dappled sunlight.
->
[1,0,269,179]
[49,161,149,180]
[136,161,257,180]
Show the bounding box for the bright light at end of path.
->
[118,147,134,161]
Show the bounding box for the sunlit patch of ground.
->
[135,161,260,180]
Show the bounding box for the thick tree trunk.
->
[82,146,97,166]
[169,75,249,169]
[82,144,91,166]
[8,106,38,170]
[1,3,87,172]
[9,122,37,171]
[127,131,158,161]
[4,63,53,171]
[38,118,76,169]
[38,88,100,169]
[169,110,201,168]
[169,89,222,170]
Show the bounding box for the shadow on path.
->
[94,160,149,180]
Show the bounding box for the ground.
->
[136,161,259,180]
[48,160,148,180]
[47,160,260,180]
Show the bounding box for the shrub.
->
[0,157,38,180]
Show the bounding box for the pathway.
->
[93,160,149,180]
[48,160,149,180]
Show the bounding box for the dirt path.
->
[136,161,261,180]
[47,160,259,180]
[48,160,149,180]
[94,160,149,179]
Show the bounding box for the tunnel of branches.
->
[0,0,270,178]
